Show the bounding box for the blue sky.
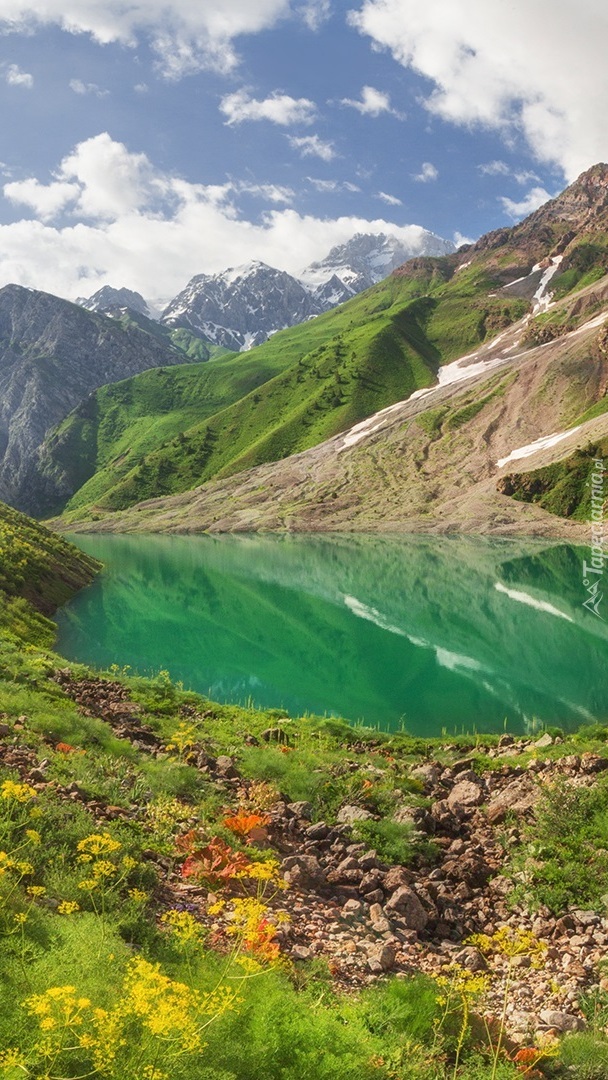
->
[0,0,603,302]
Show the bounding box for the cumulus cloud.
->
[339,84,403,118]
[349,0,608,180]
[297,0,331,30]
[3,63,33,87]
[412,162,438,182]
[377,191,402,205]
[0,132,425,300]
[220,89,316,126]
[0,0,292,78]
[69,78,109,97]
[287,134,336,160]
[454,230,475,247]
[499,186,554,220]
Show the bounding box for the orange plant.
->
[178,834,252,888]
[223,812,270,841]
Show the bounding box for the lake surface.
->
[55,533,608,737]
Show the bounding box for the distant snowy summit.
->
[77,229,455,353]
[76,286,154,320]
[300,230,455,302]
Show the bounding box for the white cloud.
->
[0,132,430,301]
[298,0,331,30]
[307,177,360,192]
[377,190,402,205]
[499,186,553,220]
[287,134,336,160]
[69,78,109,97]
[339,84,402,118]
[349,0,608,181]
[0,0,292,78]
[237,181,295,203]
[4,63,33,88]
[412,162,438,182]
[220,89,316,126]
[479,160,540,185]
[454,230,475,247]
[479,160,510,177]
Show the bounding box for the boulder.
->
[384,886,428,932]
[282,855,327,889]
[447,778,484,815]
[486,777,539,824]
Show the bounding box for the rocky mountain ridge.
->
[0,285,192,515]
[79,230,456,353]
[60,164,608,537]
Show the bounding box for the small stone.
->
[336,805,374,825]
[447,779,484,815]
[305,821,330,841]
[342,899,363,917]
[287,801,313,820]
[215,755,238,778]
[291,945,312,961]
[383,866,414,891]
[539,1010,586,1033]
[384,886,428,932]
[533,733,554,749]
[366,942,397,973]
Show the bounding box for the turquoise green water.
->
[55,533,608,736]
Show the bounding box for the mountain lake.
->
[55,532,608,737]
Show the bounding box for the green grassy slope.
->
[53,261,527,520]
[3,510,608,1077]
[498,436,608,520]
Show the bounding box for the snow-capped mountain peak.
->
[76,286,154,320]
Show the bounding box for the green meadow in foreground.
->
[2,500,608,1078]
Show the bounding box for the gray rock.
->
[486,777,539,824]
[336,805,373,825]
[287,801,313,820]
[291,945,312,961]
[454,946,488,972]
[384,886,428,932]
[533,733,554,749]
[282,855,327,889]
[215,755,238,778]
[447,779,484,815]
[539,1010,586,1033]
[366,942,397,973]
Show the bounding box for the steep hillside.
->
[0,286,211,516]
[64,272,608,537]
[42,163,608,528]
[48,252,528,522]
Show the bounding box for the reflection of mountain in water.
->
[56,534,608,736]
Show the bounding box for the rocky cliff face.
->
[161,262,320,351]
[0,285,187,515]
[159,231,456,351]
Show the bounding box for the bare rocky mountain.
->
[159,230,456,351]
[76,285,153,319]
[160,261,320,352]
[0,285,190,515]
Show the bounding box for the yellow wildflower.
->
[1,779,36,802]
[77,833,122,857]
[57,900,80,915]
